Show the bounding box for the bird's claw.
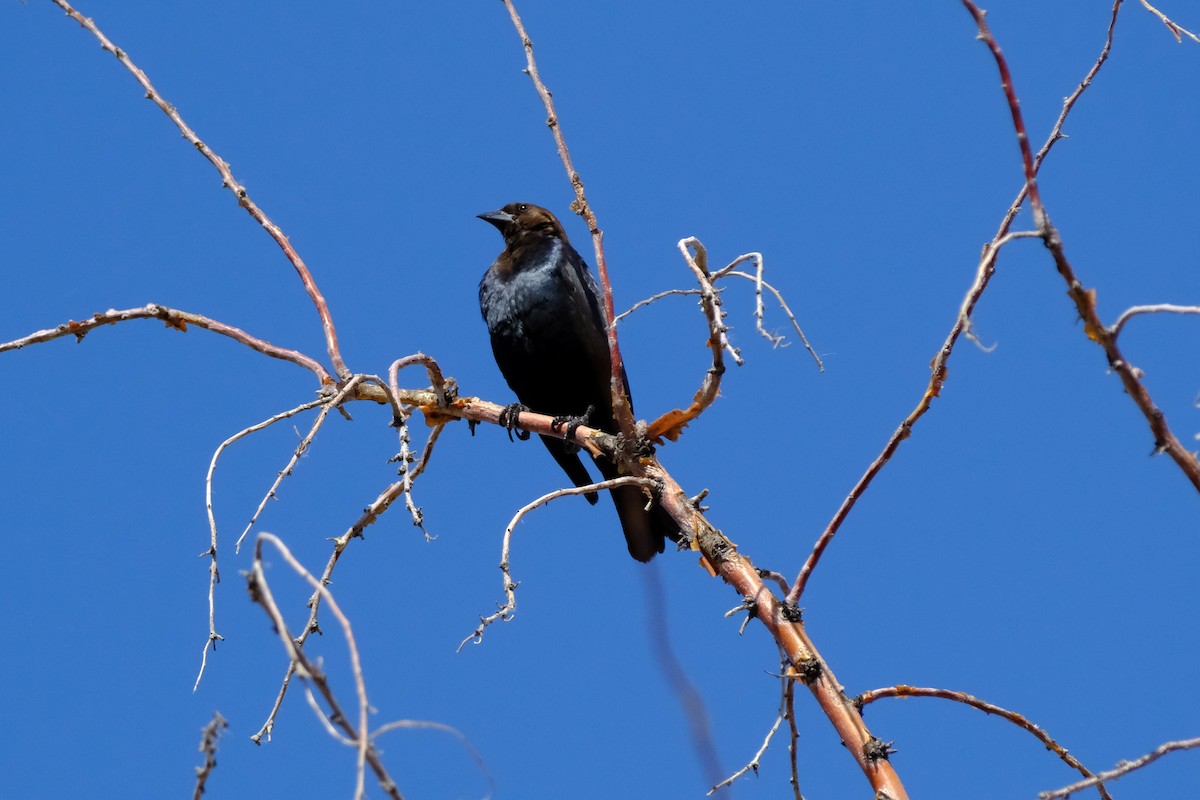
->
[499,403,531,441]
[551,405,595,454]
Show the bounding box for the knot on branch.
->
[863,736,898,763]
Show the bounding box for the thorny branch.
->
[499,0,634,443]
[858,686,1114,800]
[196,397,325,691]
[192,711,228,800]
[0,304,331,384]
[1040,736,1200,799]
[247,533,403,800]
[962,0,1200,490]
[458,477,658,651]
[789,0,1129,605]
[645,239,742,442]
[50,0,350,380]
[709,657,797,796]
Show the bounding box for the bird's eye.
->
[517,204,528,212]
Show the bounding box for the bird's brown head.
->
[478,203,569,247]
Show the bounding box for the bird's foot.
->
[498,403,531,442]
[551,405,595,454]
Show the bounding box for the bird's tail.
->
[596,457,679,562]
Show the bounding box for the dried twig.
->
[248,533,403,800]
[1040,736,1200,799]
[709,658,793,795]
[498,0,634,441]
[859,685,1113,800]
[0,304,331,384]
[790,0,1129,603]
[458,477,658,651]
[1139,0,1200,43]
[50,1,350,379]
[645,239,742,442]
[962,0,1200,490]
[192,711,228,800]
[788,230,1041,602]
[195,398,325,691]
[1110,303,1200,337]
[236,376,371,552]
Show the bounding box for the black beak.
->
[478,209,514,231]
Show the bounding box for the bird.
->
[478,202,677,562]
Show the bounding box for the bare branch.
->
[498,0,635,441]
[49,1,350,380]
[195,397,324,691]
[963,0,1200,490]
[1139,0,1200,43]
[459,477,658,651]
[641,461,910,798]
[0,304,331,384]
[645,239,741,442]
[370,720,495,800]
[1110,303,1200,337]
[248,533,403,800]
[859,685,1114,800]
[192,711,228,800]
[789,230,1041,602]
[709,658,793,795]
[789,1,1130,602]
[1040,736,1200,799]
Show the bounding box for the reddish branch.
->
[0,304,332,384]
[962,0,1200,491]
[859,685,1113,800]
[50,0,351,381]
[498,0,635,442]
[789,0,1129,604]
[645,460,909,798]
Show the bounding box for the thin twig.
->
[192,711,228,800]
[1110,303,1200,337]
[859,685,1114,800]
[709,657,791,795]
[195,398,324,691]
[790,0,1130,602]
[458,476,658,651]
[248,533,403,800]
[784,668,801,799]
[1040,736,1200,799]
[616,260,823,373]
[49,0,350,380]
[614,288,704,324]
[0,304,331,383]
[498,0,635,442]
[788,230,1041,602]
[236,377,369,552]
[371,720,495,800]
[645,239,741,442]
[963,0,1200,490]
[725,266,823,370]
[1139,0,1200,43]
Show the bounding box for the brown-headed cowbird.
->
[478,202,676,562]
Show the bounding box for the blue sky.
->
[2,2,1198,798]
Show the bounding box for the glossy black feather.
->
[478,203,676,561]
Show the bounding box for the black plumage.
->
[478,203,675,562]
